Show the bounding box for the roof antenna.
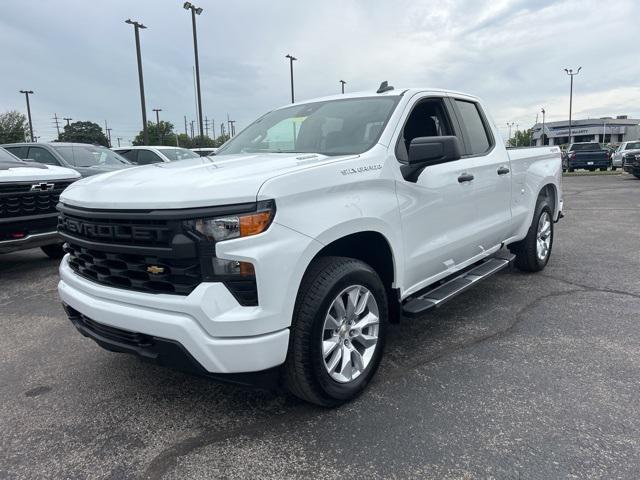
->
[376,81,394,94]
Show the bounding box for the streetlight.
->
[285,54,297,103]
[153,108,162,144]
[564,66,582,144]
[19,90,34,142]
[340,80,346,94]
[541,108,546,146]
[506,122,515,146]
[184,2,204,141]
[125,19,149,145]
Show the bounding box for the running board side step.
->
[402,254,515,318]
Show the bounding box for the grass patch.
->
[563,170,623,177]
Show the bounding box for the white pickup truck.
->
[0,147,79,257]
[57,85,563,406]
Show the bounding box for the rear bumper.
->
[568,160,609,169]
[0,230,60,254]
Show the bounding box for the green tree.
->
[57,121,109,146]
[508,128,533,147]
[0,110,28,143]
[133,121,178,146]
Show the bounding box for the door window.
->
[454,100,492,155]
[116,149,138,163]
[3,146,27,159]
[396,98,454,163]
[136,149,163,165]
[27,147,59,165]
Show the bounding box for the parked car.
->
[1,143,131,177]
[612,141,640,171]
[191,147,218,157]
[0,147,79,257]
[57,86,563,406]
[112,146,201,164]
[622,151,640,178]
[566,142,610,172]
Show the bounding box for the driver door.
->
[394,96,479,296]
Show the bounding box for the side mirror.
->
[408,136,462,166]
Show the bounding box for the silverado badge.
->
[147,265,165,275]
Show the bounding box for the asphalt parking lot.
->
[1,174,639,479]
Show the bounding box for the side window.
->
[396,98,454,163]
[27,147,59,165]
[454,100,492,155]
[117,149,138,163]
[4,146,27,159]
[136,149,163,165]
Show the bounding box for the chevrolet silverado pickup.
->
[566,142,610,172]
[0,147,79,257]
[57,85,563,406]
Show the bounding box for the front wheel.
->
[509,198,554,272]
[284,256,387,407]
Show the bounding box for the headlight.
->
[183,200,275,243]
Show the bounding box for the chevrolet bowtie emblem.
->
[147,265,165,275]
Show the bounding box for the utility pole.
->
[190,120,195,139]
[117,137,122,147]
[285,54,297,103]
[104,120,112,147]
[227,114,231,139]
[204,116,209,137]
[515,123,519,147]
[184,2,205,140]
[184,116,188,137]
[564,67,582,145]
[153,108,162,144]
[53,113,61,136]
[106,128,112,147]
[125,19,149,145]
[211,119,215,139]
[64,117,72,126]
[229,120,236,137]
[340,80,346,94]
[19,90,34,142]
[220,122,225,138]
[541,108,546,146]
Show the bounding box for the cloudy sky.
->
[2,0,639,144]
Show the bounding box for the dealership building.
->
[532,116,640,146]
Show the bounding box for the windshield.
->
[217,97,399,156]
[52,145,130,167]
[160,148,200,161]
[625,142,640,150]
[569,143,601,152]
[0,147,22,164]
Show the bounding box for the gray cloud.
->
[1,0,638,143]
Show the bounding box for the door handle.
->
[458,173,474,183]
[497,166,510,175]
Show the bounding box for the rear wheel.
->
[612,166,617,171]
[41,243,65,259]
[568,168,575,173]
[284,256,387,407]
[509,198,554,272]
[599,167,607,171]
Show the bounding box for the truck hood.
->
[0,163,79,183]
[61,153,351,209]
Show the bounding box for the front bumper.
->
[0,230,60,254]
[58,258,290,374]
[623,164,640,175]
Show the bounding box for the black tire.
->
[41,243,65,259]
[599,167,607,172]
[508,197,554,272]
[284,256,388,407]
[612,166,617,171]
[568,168,575,173]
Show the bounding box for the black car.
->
[1,142,131,177]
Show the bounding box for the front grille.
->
[65,242,201,295]
[0,181,73,218]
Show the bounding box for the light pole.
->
[117,137,122,148]
[515,123,519,147]
[506,122,515,146]
[564,67,582,145]
[340,80,346,94]
[153,108,162,144]
[19,90,34,142]
[184,2,204,140]
[285,54,297,103]
[125,19,149,145]
[541,108,546,146]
